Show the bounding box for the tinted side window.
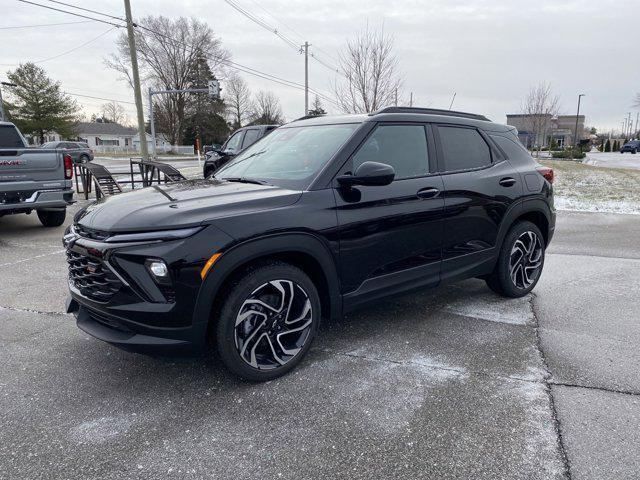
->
[0,125,25,148]
[352,125,428,180]
[242,129,260,148]
[490,134,532,164]
[225,131,244,152]
[439,126,492,171]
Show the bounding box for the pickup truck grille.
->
[67,250,122,302]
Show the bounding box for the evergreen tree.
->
[4,63,78,143]
[307,95,327,116]
[182,55,229,147]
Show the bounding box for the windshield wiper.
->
[222,177,271,186]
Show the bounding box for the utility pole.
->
[409,92,413,107]
[449,92,456,110]
[627,112,632,138]
[123,0,149,161]
[635,112,639,139]
[303,41,309,115]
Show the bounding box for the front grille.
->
[74,224,110,241]
[67,250,122,302]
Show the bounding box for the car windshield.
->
[215,123,358,190]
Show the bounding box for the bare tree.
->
[333,25,403,113]
[105,16,230,144]
[633,92,640,109]
[100,101,126,124]
[520,82,560,155]
[224,72,252,129]
[250,91,284,125]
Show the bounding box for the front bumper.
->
[66,296,205,351]
[63,224,233,353]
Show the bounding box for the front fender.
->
[192,232,341,338]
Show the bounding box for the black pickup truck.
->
[0,122,74,226]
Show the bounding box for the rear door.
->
[335,122,445,308]
[434,124,520,280]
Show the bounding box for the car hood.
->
[76,179,302,232]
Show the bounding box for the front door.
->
[334,123,445,310]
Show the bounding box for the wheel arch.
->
[193,232,341,342]
[497,199,552,249]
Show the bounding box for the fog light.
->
[147,260,169,278]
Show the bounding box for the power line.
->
[133,23,338,106]
[15,0,123,27]
[0,20,92,30]
[64,91,136,105]
[0,27,116,66]
[42,0,126,23]
[222,0,299,52]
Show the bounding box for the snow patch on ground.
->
[554,196,640,215]
[444,293,534,325]
[69,415,135,444]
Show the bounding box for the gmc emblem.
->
[0,160,24,166]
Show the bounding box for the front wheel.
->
[633,149,637,154]
[215,261,320,381]
[37,208,66,227]
[485,221,545,298]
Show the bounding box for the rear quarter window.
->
[438,126,492,171]
[490,134,533,164]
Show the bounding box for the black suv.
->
[203,125,278,178]
[64,107,555,381]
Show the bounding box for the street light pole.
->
[573,94,585,148]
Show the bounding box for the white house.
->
[74,120,137,149]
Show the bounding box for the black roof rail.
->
[291,114,327,122]
[370,107,490,122]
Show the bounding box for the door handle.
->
[416,187,440,199]
[499,177,516,187]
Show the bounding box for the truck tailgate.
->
[0,149,63,182]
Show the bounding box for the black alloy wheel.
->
[215,261,320,381]
[485,221,545,298]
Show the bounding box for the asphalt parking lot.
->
[1,205,639,480]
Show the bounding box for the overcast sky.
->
[3,0,638,133]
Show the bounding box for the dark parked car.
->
[620,140,640,154]
[41,141,94,163]
[65,107,555,381]
[203,125,278,178]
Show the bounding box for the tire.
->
[633,149,637,154]
[79,155,90,163]
[485,221,545,298]
[37,209,66,227]
[215,261,320,381]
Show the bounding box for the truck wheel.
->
[79,155,90,163]
[37,209,66,227]
[215,261,320,381]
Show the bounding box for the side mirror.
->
[337,161,395,187]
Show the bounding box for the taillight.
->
[63,153,73,179]
[536,166,554,184]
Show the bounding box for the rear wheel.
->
[37,208,66,227]
[485,221,545,298]
[215,261,320,381]
[633,149,637,154]
[79,154,90,163]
